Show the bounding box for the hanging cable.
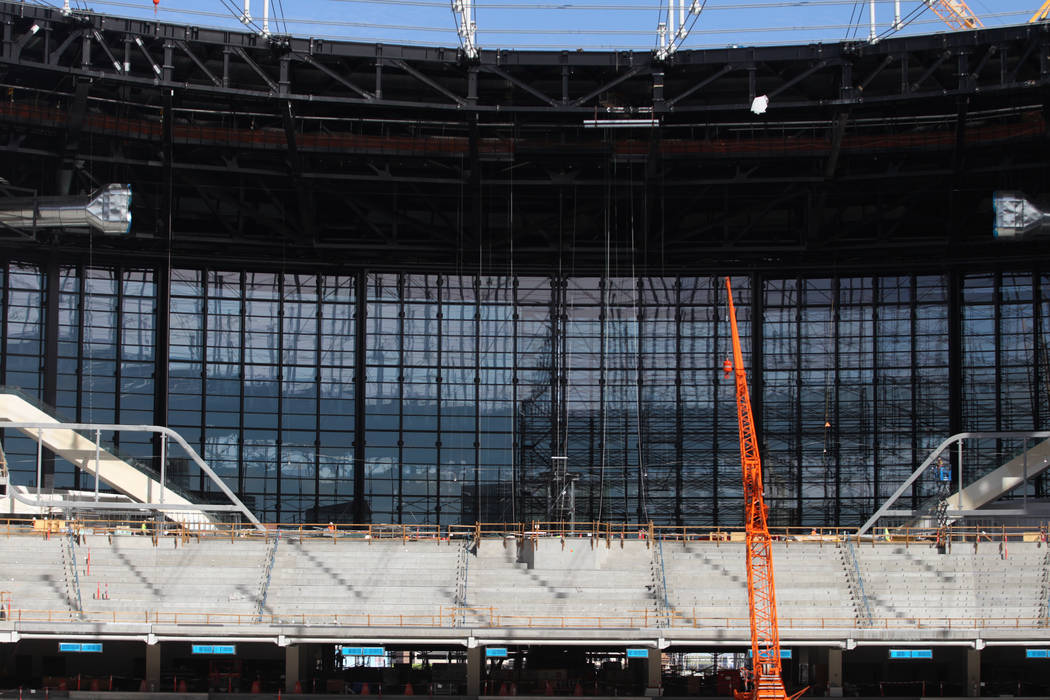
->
[820,290,836,526]
[596,139,611,523]
[629,160,650,524]
[508,147,517,524]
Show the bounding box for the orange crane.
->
[1032,1,1050,23]
[724,277,802,700]
[925,0,982,30]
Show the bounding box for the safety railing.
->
[651,537,671,628]
[454,542,469,628]
[0,516,1047,546]
[842,539,874,625]
[1,605,1046,631]
[253,530,280,623]
[62,527,84,617]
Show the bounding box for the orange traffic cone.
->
[404,684,414,696]
[361,683,370,695]
[509,683,517,696]
[574,682,583,696]
[89,679,100,691]
[498,682,508,696]
[544,680,554,696]
[177,679,188,693]
[251,680,261,693]
[294,681,303,694]
[138,680,146,692]
[58,680,67,691]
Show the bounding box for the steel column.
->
[353,270,368,523]
[42,258,58,489]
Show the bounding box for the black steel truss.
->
[3,3,1050,115]
[0,1,1049,275]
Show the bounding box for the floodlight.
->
[0,183,131,235]
[993,191,1049,239]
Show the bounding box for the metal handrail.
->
[0,418,263,531]
[652,537,671,627]
[843,539,873,625]
[454,542,469,628]
[1,605,1046,630]
[1,516,1048,544]
[63,528,84,617]
[253,530,280,623]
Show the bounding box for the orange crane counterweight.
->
[725,277,803,700]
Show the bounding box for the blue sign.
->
[59,643,102,653]
[1026,649,1050,659]
[192,645,236,655]
[340,647,386,657]
[626,648,650,659]
[748,649,792,659]
[486,648,509,658]
[889,649,932,659]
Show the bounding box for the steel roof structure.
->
[1,0,1049,275]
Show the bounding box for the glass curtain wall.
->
[0,261,1047,526]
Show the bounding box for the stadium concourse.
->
[1,519,1050,696]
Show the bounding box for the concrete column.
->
[467,646,482,697]
[827,648,843,698]
[647,648,662,694]
[145,643,161,692]
[285,645,304,693]
[966,648,980,697]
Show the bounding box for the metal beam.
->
[174,39,221,86]
[480,64,557,107]
[282,100,315,240]
[232,45,278,93]
[294,53,374,99]
[570,65,648,108]
[384,57,465,106]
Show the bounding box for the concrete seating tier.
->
[77,534,266,617]
[464,538,658,626]
[264,539,461,622]
[1,532,1045,630]
[662,542,856,625]
[0,534,74,618]
[852,542,1045,622]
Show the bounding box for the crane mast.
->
[725,277,794,700]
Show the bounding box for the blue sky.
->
[50,0,1048,50]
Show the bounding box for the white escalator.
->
[860,431,1050,535]
[938,438,1050,514]
[0,392,261,530]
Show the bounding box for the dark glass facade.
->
[2,262,1047,526]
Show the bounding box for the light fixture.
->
[0,184,132,235]
[993,191,1049,238]
[582,118,659,128]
